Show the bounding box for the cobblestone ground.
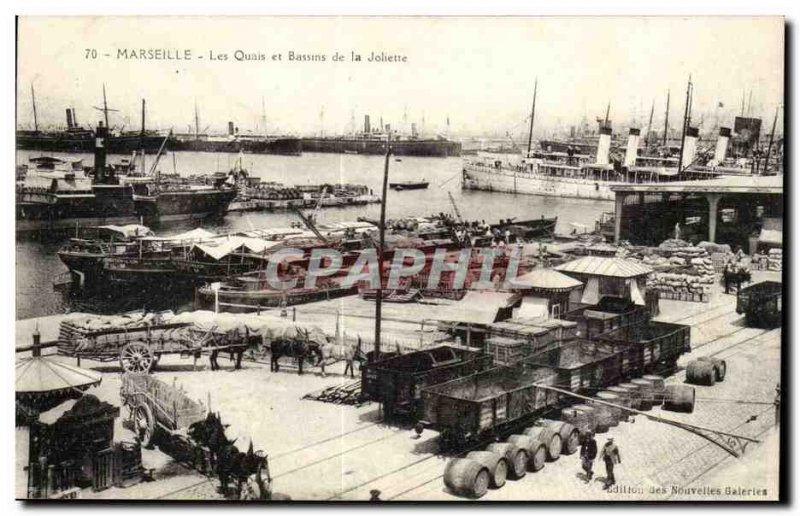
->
[398,289,781,501]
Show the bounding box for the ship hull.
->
[168,137,302,156]
[462,164,616,201]
[16,132,167,154]
[134,189,237,222]
[300,138,461,157]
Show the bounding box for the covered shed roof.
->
[507,268,584,291]
[555,256,652,278]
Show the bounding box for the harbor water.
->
[15,150,612,319]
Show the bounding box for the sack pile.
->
[647,269,715,301]
[64,311,175,331]
[768,248,783,272]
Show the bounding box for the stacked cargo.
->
[768,248,783,271]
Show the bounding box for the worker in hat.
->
[369,489,382,501]
[579,430,598,483]
[598,437,621,490]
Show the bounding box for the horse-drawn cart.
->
[120,373,207,450]
[58,315,255,373]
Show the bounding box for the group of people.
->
[579,431,622,490]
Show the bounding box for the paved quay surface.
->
[15,272,781,500]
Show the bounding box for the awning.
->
[436,291,521,325]
[516,296,550,319]
[141,228,217,242]
[556,256,652,278]
[16,357,102,395]
[507,269,583,291]
[580,277,601,305]
[97,224,153,238]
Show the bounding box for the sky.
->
[16,16,785,138]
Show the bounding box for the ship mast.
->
[663,90,670,146]
[677,76,693,173]
[261,96,267,138]
[194,101,200,140]
[30,83,38,132]
[526,78,538,156]
[93,84,118,130]
[645,99,654,149]
[764,105,780,174]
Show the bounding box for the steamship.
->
[16,122,236,233]
[463,81,760,202]
[300,114,461,157]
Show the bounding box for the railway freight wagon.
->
[594,320,691,377]
[522,340,624,392]
[736,281,782,329]
[420,366,562,448]
[361,346,492,419]
[560,297,651,339]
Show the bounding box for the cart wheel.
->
[134,403,156,448]
[120,342,155,373]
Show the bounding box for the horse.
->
[319,336,367,378]
[269,334,323,375]
[240,455,292,501]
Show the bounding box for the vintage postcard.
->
[14,15,784,502]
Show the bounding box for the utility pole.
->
[526,78,538,156]
[30,84,39,132]
[374,133,392,361]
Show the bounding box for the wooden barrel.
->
[507,434,547,472]
[444,458,491,498]
[466,450,507,488]
[663,385,696,413]
[617,383,643,411]
[686,360,716,386]
[698,356,727,382]
[543,420,580,455]
[641,375,666,405]
[560,405,596,434]
[488,442,527,480]
[605,386,633,421]
[593,391,621,427]
[524,425,562,461]
[630,378,654,409]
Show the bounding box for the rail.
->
[536,384,760,457]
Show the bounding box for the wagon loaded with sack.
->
[57,311,254,373]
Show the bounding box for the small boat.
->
[394,158,403,162]
[390,180,429,191]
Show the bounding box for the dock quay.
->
[15,264,781,501]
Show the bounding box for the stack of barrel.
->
[560,374,679,434]
[443,419,580,499]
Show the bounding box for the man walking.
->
[599,437,621,490]
[579,431,598,482]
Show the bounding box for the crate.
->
[485,337,526,366]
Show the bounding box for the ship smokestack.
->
[66,108,74,129]
[595,126,612,165]
[364,115,371,134]
[94,121,108,182]
[681,126,699,169]
[228,121,235,136]
[711,127,731,166]
[411,123,418,138]
[624,128,640,167]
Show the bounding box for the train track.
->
[383,325,781,501]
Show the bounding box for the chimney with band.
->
[596,126,613,165]
[624,128,641,167]
[711,127,731,167]
[66,108,74,130]
[681,126,699,169]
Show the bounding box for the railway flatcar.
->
[736,281,782,329]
